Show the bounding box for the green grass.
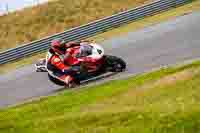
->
[1,60,200,133]
[0,0,151,52]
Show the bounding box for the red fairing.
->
[65,47,97,65]
[79,56,104,72]
[64,55,79,65]
[80,56,97,62]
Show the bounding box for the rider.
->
[47,38,94,86]
[47,38,82,86]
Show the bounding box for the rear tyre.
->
[36,68,47,72]
[36,69,42,72]
[104,55,126,72]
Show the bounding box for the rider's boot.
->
[68,80,80,88]
[64,75,79,88]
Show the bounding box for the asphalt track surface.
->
[0,12,200,108]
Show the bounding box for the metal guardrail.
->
[0,0,192,64]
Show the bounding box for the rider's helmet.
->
[51,38,65,55]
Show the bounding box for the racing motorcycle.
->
[35,42,126,87]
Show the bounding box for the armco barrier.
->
[0,0,192,64]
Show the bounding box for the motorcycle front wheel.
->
[48,73,66,86]
[104,55,126,72]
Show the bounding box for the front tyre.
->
[104,55,126,72]
[48,73,80,88]
[48,73,66,86]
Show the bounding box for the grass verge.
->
[0,0,200,74]
[1,60,200,132]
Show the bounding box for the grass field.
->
[1,60,200,133]
[0,0,199,74]
[0,0,151,52]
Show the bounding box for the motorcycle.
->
[35,42,126,87]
